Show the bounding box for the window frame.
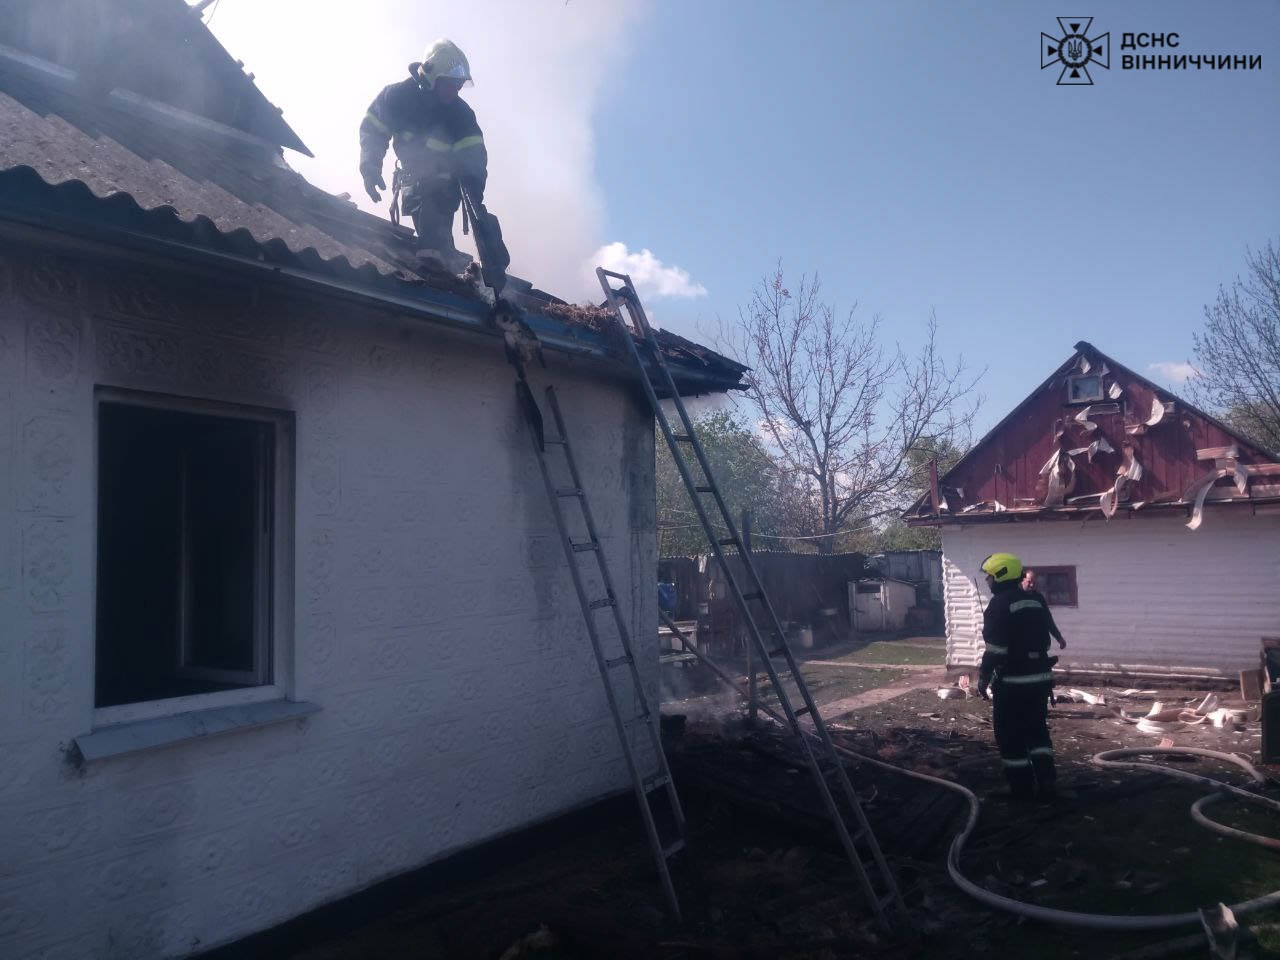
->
[1029,564,1078,608]
[92,387,295,728]
[1066,374,1105,404]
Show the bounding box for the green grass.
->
[836,641,945,666]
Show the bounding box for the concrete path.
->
[808,666,948,720]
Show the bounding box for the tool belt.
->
[389,162,405,226]
[389,162,452,226]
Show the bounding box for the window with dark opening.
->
[1067,375,1104,403]
[1031,565,1078,607]
[96,395,278,708]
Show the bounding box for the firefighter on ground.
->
[977,552,1058,801]
[359,39,486,272]
[1022,568,1067,650]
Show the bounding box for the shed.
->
[849,578,919,633]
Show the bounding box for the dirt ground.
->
[255,635,1280,960]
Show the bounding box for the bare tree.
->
[720,264,982,553]
[1191,240,1280,454]
[656,411,786,557]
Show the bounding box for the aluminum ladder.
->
[596,267,908,933]
[526,381,688,922]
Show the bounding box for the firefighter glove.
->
[363,171,386,203]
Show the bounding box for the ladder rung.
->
[663,838,686,859]
[589,597,615,610]
[571,541,600,552]
[717,537,738,547]
[545,438,567,445]
[794,705,812,718]
[742,591,763,602]
[555,487,583,498]
[694,485,714,494]
[673,434,693,443]
[768,647,788,658]
[644,773,671,791]
[606,654,633,669]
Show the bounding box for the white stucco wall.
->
[0,246,660,958]
[940,511,1280,676]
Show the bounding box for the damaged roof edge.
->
[0,184,742,398]
[904,496,1280,527]
[901,351,1082,520]
[904,339,1280,524]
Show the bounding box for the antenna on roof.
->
[190,0,218,14]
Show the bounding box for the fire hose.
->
[829,740,1280,930]
[658,613,1280,929]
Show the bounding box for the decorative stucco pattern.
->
[0,246,658,959]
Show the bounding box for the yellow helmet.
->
[981,552,1022,583]
[421,39,473,88]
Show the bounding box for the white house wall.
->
[940,512,1280,676]
[0,247,659,959]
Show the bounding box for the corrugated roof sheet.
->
[0,49,748,393]
[0,69,434,280]
[0,163,750,397]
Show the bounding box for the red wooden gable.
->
[907,342,1280,524]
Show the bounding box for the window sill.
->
[72,699,321,763]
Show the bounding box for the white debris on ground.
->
[931,683,1259,738]
[1057,688,1258,735]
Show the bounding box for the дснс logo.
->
[1041,17,1110,85]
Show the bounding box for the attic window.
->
[1067,375,1104,404]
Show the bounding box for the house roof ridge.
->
[1073,341,1277,463]
[0,40,304,158]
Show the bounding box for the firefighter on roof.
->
[977,552,1058,801]
[359,39,486,272]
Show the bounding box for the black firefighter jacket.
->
[359,64,488,199]
[978,580,1055,691]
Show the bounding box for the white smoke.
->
[207,0,701,303]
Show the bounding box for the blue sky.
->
[211,0,1279,433]
[589,0,1280,428]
